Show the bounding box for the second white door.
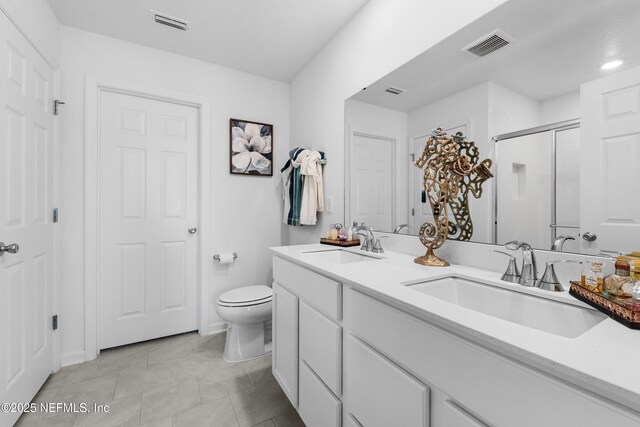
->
[349,132,394,231]
[99,91,199,349]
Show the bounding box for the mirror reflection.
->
[344,0,640,255]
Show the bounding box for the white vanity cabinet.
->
[344,286,640,427]
[272,254,640,427]
[272,257,343,427]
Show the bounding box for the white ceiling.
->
[352,0,640,112]
[46,0,369,82]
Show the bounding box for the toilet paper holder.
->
[213,252,238,262]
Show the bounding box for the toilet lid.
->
[218,285,272,306]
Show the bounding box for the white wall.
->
[59,27,290,364]
[0,0,60,67]
[344,99,409,229]
[288,0,510,245]
[539,91,580,124]
[488,81,541,136]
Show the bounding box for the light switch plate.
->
[326,197,333,213]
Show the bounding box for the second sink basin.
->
[301,249,379,264]
[408,276,606,338]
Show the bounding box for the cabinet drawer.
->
[300,301,341,395]
[345,334,429,427]
[299,361,341,427]
[273,256,341,319]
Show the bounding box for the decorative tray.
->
[320,238,361,247]
[569,281,640,329]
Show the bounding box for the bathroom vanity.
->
[271,245,640,427]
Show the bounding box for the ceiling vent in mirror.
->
[151,10,190,31]
[385,87,405,95]
[462,29,514,58]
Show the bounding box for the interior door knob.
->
[582,232,597,242]
[0,242,19,255]
[188,227,197,234]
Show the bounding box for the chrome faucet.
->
[354,225,375,252]
[505,240,537,287]
[551,235,575,251]
[393,224,412,234]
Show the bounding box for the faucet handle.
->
[356,232,369,251]
[372,236,388,254]
[536,260,580,292]
[492,250,520,283]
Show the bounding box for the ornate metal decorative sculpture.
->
[414,128,493,267]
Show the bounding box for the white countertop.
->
[271,244,640,413]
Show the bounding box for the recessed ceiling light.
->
[601,60,623,70]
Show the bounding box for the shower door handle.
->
[582,232,597,242]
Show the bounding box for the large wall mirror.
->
[344,0,640,255]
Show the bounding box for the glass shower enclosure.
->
[493,119,580,252]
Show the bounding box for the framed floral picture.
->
[230,118,273,176]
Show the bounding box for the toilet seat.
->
[218,285,273,308]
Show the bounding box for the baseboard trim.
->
[60,351,86,367]
[208,321,228,335]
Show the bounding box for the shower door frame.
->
[491,118,580,246]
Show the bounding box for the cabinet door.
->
[272,282,298,406]
[300,301,341,395]
[299,361,342,427]
[345,334,430,427]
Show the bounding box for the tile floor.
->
[16,332,305,427]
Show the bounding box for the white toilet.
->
[216,285,273,362]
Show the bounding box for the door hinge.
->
[52,315,58,330]
[410,153,415,161]
[52,208,59,223]
[411,208,415,216]
[53,100,66,116]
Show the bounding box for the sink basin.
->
[409,276,606,338]
[301,249,379,264]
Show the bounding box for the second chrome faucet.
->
[505,240,538,287]
[498,240,577,292]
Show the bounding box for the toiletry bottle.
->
[582,260,604,293]
[330,224,338,240]
[347,226,353,241]
[580,262,589,287]
[603,260,634,299]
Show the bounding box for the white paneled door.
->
[0,13,55,427]
[581,66,640,254]
[99,91,199,349]
[349,132,394,232]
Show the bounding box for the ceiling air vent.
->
[385,87,405,95]
[152,10,190,31]
[462,29,514,58]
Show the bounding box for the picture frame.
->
[230,118,273,176]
